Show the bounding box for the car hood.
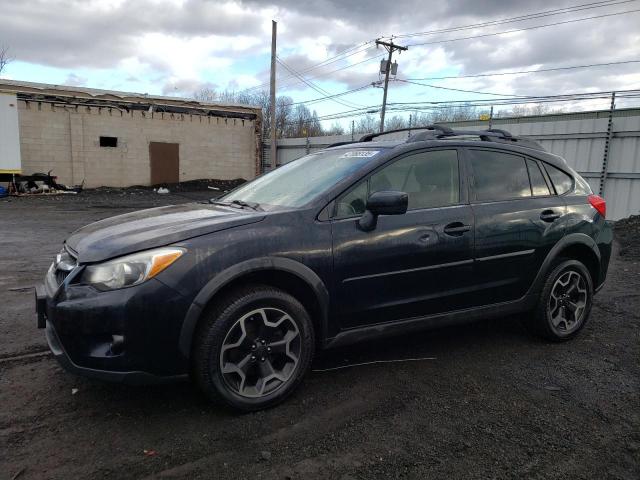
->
[66,203,265,263]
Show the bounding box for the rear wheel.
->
[192,285,315,411]
[525,259,593,341]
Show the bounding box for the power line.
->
[395,78,533,97]
[276,57,364,109]
[276,45,378,93]
[393,0,636,39]
[276,56,364,109]
[280,84,374,107]
[405,60,640,81]
[240,42,377,95]
[407,8,640,47]
[286,88,640,124]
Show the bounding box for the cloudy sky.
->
[1,0,639,126]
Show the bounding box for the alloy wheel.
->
[219,307,301,398]
[548,270,588,334]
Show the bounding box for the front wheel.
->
[525,259,593,342]
[192,285,315,411]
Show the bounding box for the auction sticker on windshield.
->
[340,150,380,158]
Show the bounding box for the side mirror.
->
[358,191,408,231]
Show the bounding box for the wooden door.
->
[149,142,179,184]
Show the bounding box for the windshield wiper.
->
[209,199,262,211]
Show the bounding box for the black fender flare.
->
[528,233,601,296]
[178,257,330,358]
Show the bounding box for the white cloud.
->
[1,0,638,110]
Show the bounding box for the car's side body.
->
[36,136,612,385]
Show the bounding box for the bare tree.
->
[275,96,293,137]
[495,103,564,118]
[326,121,345,135]
[385,115,407,131]
[284,104,323,137]
[353,114,379,134]
[193,87,217,102]
[191,86,336,138]
[0,46,11,75]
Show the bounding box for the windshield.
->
[220,148,383,208]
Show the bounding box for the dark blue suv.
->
[36,126,612,411]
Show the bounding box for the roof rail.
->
[327,124,544,151]
[404,125,545,151]
[486,128,512,138]
[358,124,453,142]
[326,141,358,148]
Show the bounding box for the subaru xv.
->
[35,126,612,411]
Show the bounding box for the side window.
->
[370,150,459,210]
[470,150,531,201]
[335,180,368,218]
[544,163,573,195]
[333,149,460,218]
[526,159,552,196]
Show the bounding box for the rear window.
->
[544,164,573,195]
[470,150,531,201]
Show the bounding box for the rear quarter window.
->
[526,159,552,196]
[544,164,574,195]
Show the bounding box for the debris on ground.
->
[259,451,272,462]
[156,187,170,194]
[10,467,25,480]
[143,450,157,457]
[71,388,79,395]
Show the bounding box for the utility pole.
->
[269,20,277,170]
[376,38,407,133]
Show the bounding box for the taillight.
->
[588,194,606,219]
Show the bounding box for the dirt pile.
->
[614,215,640,259]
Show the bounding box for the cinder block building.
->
[0,80,262,187]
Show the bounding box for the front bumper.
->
[35,272,193,383]
[44,319,186,385]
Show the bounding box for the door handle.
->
[443,222,471,236]
[540,210,561,222]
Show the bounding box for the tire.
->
[192,285,315,412]
[524,258,594,342]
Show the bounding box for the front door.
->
[331,148,475,329]
[465,148,566,305]
[149,142,179,185]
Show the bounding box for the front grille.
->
[52,247,78,286]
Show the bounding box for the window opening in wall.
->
[100,136,118,147]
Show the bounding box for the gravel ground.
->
[0,191,638,480]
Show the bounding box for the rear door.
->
[330,148,476,329]
[464,148,565,305]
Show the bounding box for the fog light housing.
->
[109,335,125,356]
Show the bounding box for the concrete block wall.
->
[17,101,258,187]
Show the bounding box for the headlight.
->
[79,247,184,290]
